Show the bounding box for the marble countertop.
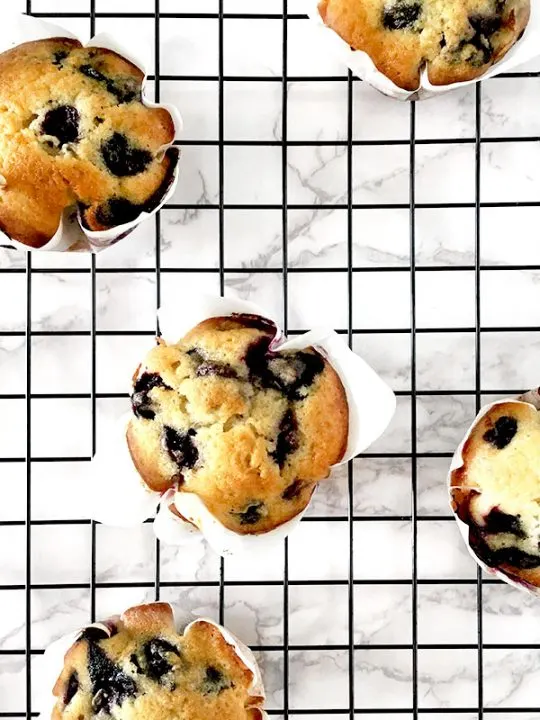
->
[1,0,540,717]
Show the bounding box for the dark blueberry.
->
[266,351,325,399]
[95,116,105,125]
[459,37,492,65]
[469,13,503,38]
[245,336,277,389]
[483,416,518,450]
[113,85,138,104]
[282,479,304,501]
[231,313,278,334]
[41,105,80,145]
[88,642,137,714]
[64,672,79,706]
[96,197,143,228]
[484,508,525,538]
[130,653,142,673]
[101,132,152,177]
[470,533,540,571]
[78,626,113,642]
[142,638,181,683]
[80,63,107,84]
[277,351,325,399]
[131,372,167,420]
[234,501,265,526]
[162,426,199,470]
[201,666,231,695]
[383,1,422,31]
[52,49,69,67]
[458,14,502,66]
[440,33,447,49]
[196,361,237,379]
[188,348,237,377]
[272,408,299,469]
[246,339,324,399]
[79,64,139,104]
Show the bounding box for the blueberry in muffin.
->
[0,38,178,248]
[51,603,266,720]
[126,314,349,535]
[450,400,540,588]
[318,0,530,90]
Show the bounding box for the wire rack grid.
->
[1,0,540,719]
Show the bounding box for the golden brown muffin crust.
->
[51,603,265,720]
[0,38,176,247]
[318,0,530,91]
[451,401,540,588]
[127,315,349,534]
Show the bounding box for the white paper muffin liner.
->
[38,603,267,720]
[449,388,540,597]
[307,0,540,100]
[89,294,396,557]
[0,13,182,252]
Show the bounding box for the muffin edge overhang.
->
[89,295,396,555]
[0,12,182,252]
[37,602,267,720]
[306,0,540,100]
[449,389,540,596]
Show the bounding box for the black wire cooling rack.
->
[1,0,540,718]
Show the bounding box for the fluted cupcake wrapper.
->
[449,388,540,597]
[0,13,182,252]
[89,294,396,556]
[306,0,540,101]
[37,603,267,720]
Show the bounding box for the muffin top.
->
[0,37,176,247]
[51,603,265,720]
[451,400,540,585]
[318,0,530,90]
[127,314,349,534]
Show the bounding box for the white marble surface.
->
[1,1,540,718]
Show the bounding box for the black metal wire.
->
[281,4,290,718]
[4,3,538,719]
[218,0,226,631]
[89,0,97,630]
[24,3,32,718]
[409,102,419,720]
[474,83,485,720]
[346,68,355,720]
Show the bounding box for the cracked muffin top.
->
[451,400,540,588]
[51,603,265,720]
[318,0,530,90]
[0,37,177,248]
[126,314,349,535]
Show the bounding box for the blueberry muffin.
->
[0,37,177,248]
[127,314,349,535]
[51,603,265,720]
[318,0,530,90]
[451,400,540,587]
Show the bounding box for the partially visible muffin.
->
[127,314,349,535]
[51,603,265,720]
[0,37,177,248]
[318,0,530,90]
[450,400,540,587]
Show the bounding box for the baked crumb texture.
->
[52,603,265,720]
[451,400,540,588]
[0,38,176,247]
[127,314,349,535]
[318,0,530,90]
